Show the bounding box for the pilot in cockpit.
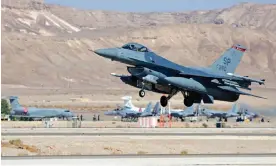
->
[122,43,150,53]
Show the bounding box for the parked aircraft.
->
[140,102,161,117]
[240,108,259,120]
[120,96,145,112]
[93,43,266,108]
[170,105,197,121]
[104,101,152,121]
[8,96,74,120]
[200,103,239,121]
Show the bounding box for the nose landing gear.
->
[138,81,146,98]
[139,90,145,98]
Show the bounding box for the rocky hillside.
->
[2,0,276,89]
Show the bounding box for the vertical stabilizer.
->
[229,103,239,113]
[209,44,247,74]
[121,96,135,109]
[152,102,160,114]
[9,96,21,109]
[144,102,152,113]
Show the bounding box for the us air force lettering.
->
[92,43,266,108]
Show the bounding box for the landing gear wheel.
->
[184,98,193,107]
[139,90,145,98]
[160,96,168,107]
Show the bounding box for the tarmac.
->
[2,154,276,166]
[2,127,276,134]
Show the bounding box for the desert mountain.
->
[2,0,276,90]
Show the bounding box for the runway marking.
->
[2,154,276,166]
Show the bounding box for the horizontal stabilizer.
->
[218,86,267,99]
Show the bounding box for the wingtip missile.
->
[110,73,128,77]
[227,73,265,85]
[111,73,122,77]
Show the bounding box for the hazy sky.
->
[45,0,276,12]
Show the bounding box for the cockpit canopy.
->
[121,42,151,52]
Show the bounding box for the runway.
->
[2,128,276,137]
[2,154,276,166]
[3,132,276,136]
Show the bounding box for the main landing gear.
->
[160,89,179,107]
[182,91,202,107]
[160,90,202,108]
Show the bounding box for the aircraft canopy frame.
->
[121,42,151,53]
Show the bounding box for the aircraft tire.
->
[160,96,168,107]
[139,90,145,97]
[184,98,193,107]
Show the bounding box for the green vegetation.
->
[202,123,208,128]
[5,139,41,154]
[1,99,11,115]
[180,150,188,155]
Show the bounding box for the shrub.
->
[1,99,11,115]
[180,150,188,155]
[202,123,208,128]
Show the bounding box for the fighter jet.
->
[104,102,152,121]
[120,96,145,112]
[170,105,197,121]
[240,108,259,120]
[104,96,145,116]
[92,43,266,108]
[8,96,74,120]
[200,103,239,121]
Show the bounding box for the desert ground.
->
[2,136,276,156]
[2,128,276,156]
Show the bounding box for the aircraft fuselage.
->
[93,43,261,107]
[113,48,239,103]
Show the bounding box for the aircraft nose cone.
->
[94,48,118,59]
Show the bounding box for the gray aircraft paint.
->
[105,102,152,118]
[200,103,239,118]
[9,96,74,119]
[170,105,196,119]
[93,43,266,107]
[209,45,246,74]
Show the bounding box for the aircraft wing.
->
[10,115,51,118]
[179,70,265,85]
[217,86,267,99]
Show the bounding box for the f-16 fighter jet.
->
[92,43,266,108]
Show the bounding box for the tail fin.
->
[229,103,239,113]
[152,102,161,114]
[209,44,247,74]
[9,96,21,109]
[144,102,152,113]
[121,96,135,109]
